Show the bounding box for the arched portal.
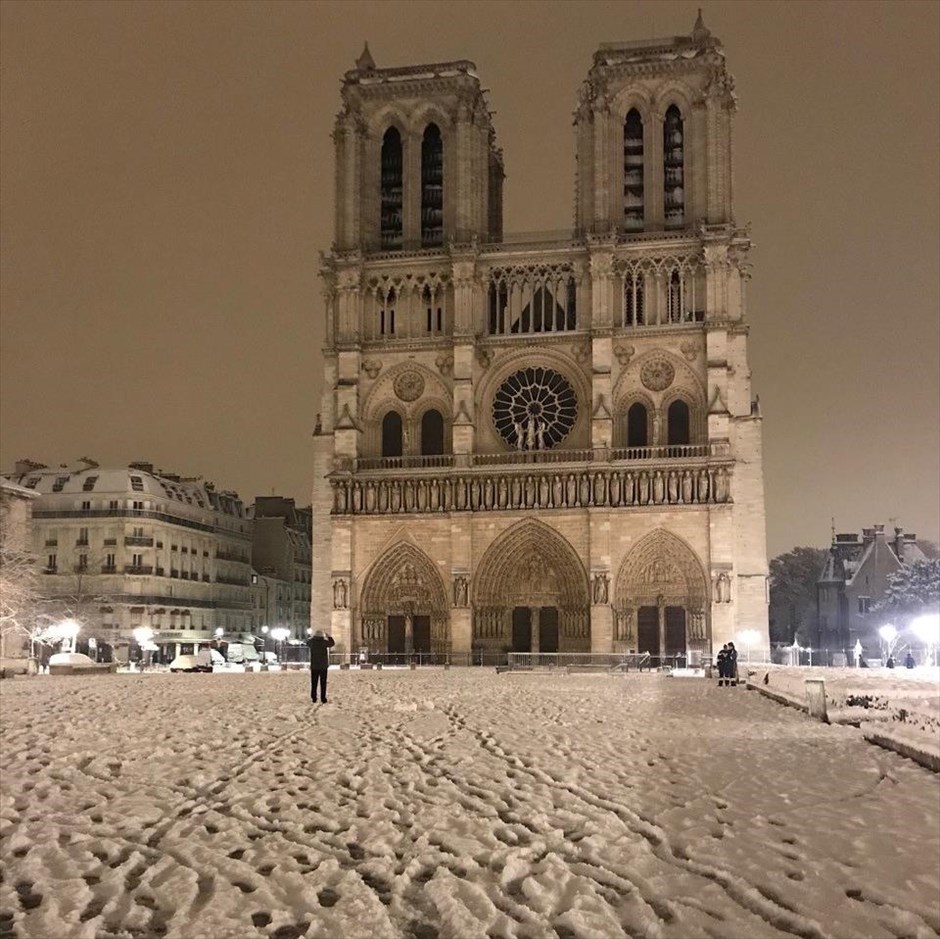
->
[473,520,590,654]
[613,529,708,662]
[359,543,449,657]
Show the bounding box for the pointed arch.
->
[421,122,444,246]
[359,542,450,654]
[380,126,403,248]
[612,530,708,654]
[473,519,590,651]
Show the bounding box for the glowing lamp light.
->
[911,613,940,646]
[132,626,154,645]
[878,624,897,644]
[214,627,224,638]
[270,627,290,642]
[261,625,269,635]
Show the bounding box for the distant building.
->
[249,496,312,641]
[817,525,927,656]
[2,459,254,662]
[0,478,40,664]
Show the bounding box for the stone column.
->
[404,613,414,655]
[658,596,666,661]
[530,607,540,654]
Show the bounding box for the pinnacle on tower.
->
[692,8,711,44]
[356,42,375,71]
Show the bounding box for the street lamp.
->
[261,624,270,659]
[737,629,761,664]
[270,627,290,662]
[132,626,155,668]
[58,618,81,654]
[911,613,940,666]
[878,624,897,663]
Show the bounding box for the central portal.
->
[511,606,560,653]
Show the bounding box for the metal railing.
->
[504,652,654,671]
[357,454,456,471]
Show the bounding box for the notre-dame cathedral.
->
[312,13,769,662]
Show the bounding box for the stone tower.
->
[313,15,769,663]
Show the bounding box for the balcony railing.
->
[44,539,58,547]
[104,538,117,546]
[357,454,456,471]
[100,565,117,574]
[216,550,248,563]
[124,565,154,575]
[609,444,710,461]
[75,538,89,546]
[125,536,154,547]
[353,444,719,473]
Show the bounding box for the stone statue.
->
[592,572,609,605]
[536,420,546,450]
[333,578,348,609]
[514,420,525,450]
[454,575,469,608]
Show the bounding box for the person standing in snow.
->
[716,644,729,687]
[726,642,739,686]
[307,629,335,703]
[904,651,916,669]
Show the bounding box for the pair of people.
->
[716,642,738,687]
[307,629,335,703]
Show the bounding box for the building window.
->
[52,476,68,492]
[667,269,683,323]
[77,554,88,572]
[623,108,644,230]
[421,123,443,247]
[25,477,40,489]
[81,500,91,511]
[130,475,144,492]
[420,410,445,456]
[82,476,98,491]
[106,553,115,568]
[380,288,396,336]
[858,596,871,614]
[77,527,89,545]
[109,500,119,510]
[133,554,143,567]
[423,284,443,334]
[47,554,57,571]
[663,105,685,229]
[667,400,691,446]
[380,127,403,249]
[623,272,644,326]
[132,501,143,510]
[381,412,403,458]
[627,403,649,449]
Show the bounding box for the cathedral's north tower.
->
[313,15,769,665]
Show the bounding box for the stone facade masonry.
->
[313,16,769,661]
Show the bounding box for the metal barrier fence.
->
[504,652,655,671]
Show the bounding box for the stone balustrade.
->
[331,460,731,516]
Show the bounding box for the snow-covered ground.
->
[1,669,938,939]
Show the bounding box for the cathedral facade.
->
[313,15,769,662]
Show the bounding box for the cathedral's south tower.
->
[313,15,768,664]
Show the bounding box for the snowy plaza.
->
[1,668,939,939]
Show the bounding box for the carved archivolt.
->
[474,519,589,610]
[358,543,450,648]
[472,519,590,645]
[613,529,708,641]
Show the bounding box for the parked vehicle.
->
[169,649,224,673]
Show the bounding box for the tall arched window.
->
[624,272,644,326]
[667,400,691,446]
[381,412,403,458]
[380,288,396,336]
[663,105,684,229]
[623,109,644,230]
[627,403,649,449]
[420,410,445,456]
[381,128,403,249]
[667,270,682,323]
[421,123,443,247]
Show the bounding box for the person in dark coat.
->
[726,642,738,686]
[715,642,728,688]
[307,629,335,703]
[904,652,916,669]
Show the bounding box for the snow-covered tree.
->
[768,546,827,645]
[875,559,940,626]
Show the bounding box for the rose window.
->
[493,367,578,450]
